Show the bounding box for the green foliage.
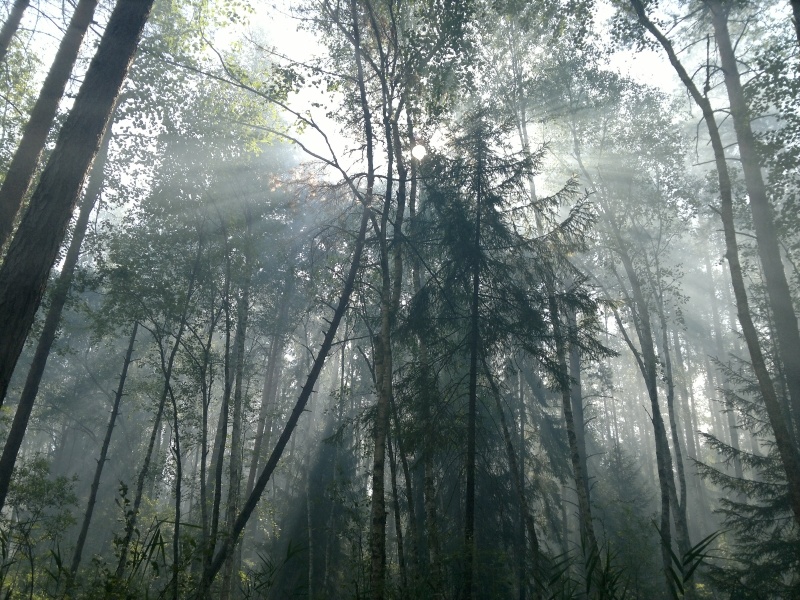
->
[0,455,76,598]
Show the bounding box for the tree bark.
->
[70,321,138,576]
[630,0,800,529]
[0,0,99,248]
[550,296,598,564]
[387,433,407,598]
[0,0,155,407]
[708,0,800,439]
[610,246,674,588]
[0,116,114,512]
[168,371,183,600]
[116,241,200,578]
[221,263,251,599]
[198,204,371,593]
[705,254,744,483]
[244,274,293,507]
[462,153,481,600]
[484,361,542,600]
[0,0,30,65]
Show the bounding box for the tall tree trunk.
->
[705,254,744,483]
[168,376,183,600]
[484,361,542,600]
[708,0,800,438]
[647,260,693,563]
[0,0,155,407]
[0,0,99,248]
[245,274,293,509]
[671,326,711,531]
[389,393,420,585]
[116,242,201,578]
[203,242,235,587]
[567,309,592,516]
[550,296,598,565]
[0,116,114,511]
[630,0,800,528]
[0,0,30,66]
[462,158,482,600]
[69,321,138,576]
[221,266,251,599]
[407,112,443,596]
[609,247,674,588]
[387,433,407,598]
[198,204,371,592]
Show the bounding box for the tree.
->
[0,0,30,65]
[0,0,156,407]
[0,0,99,248]
[626,0,800,532]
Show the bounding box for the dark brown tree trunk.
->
[630,0,800,529]
[69,321,138,576]
[198,205,371,592]
[0,0,30,65]
[0,0,99,248]
[647,261,694,567]
[0,0,155,407]
[0,116,113,511]
[407,113,443,596]
[792,0,800,48]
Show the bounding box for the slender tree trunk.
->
[221,266,251,599]
[672,327,711,531]
[0,116,114,511]
[651,272,693,567]
[0,0,155,407]
[116,242,201,578]
[0,0,30,66]
[203,245,235,587]
[387,433,407,598]
[168,379,182,600]
[551,296,598,564]
[609,248,675,588]
[705,254,744,483]
[567,309,592,515]
[408,113,442,596]
[198,205,371,592]
[0,0,99,248]
[630,0,800,528]
[708,0,800,437]
[389,393,420,584]
[462,160,482,600]
[245,275,293,508]
[484,361,542,600]
[69,321,138,576]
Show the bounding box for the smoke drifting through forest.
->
[0,0,797,598]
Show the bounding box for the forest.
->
[0,0,798,598]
